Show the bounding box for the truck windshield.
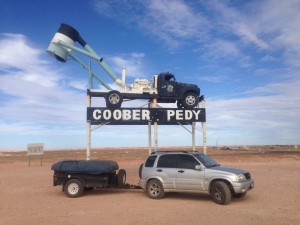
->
[165,73,176,81]
[194,154,220,168]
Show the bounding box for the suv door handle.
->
[157,169,163,172]
[178,170,184,173]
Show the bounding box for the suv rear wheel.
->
[211,181,231,205]
[146,179,164,199]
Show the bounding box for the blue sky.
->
[0,0,299,150]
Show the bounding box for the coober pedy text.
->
[89,108,204,123]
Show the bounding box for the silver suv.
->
[138,151,254,205]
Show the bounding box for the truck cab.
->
[157,72,177,98]
[157,72,201,108]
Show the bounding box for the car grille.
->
[244,172,251,179]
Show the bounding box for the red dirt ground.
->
[0,148,299,225]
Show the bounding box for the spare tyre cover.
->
[51,160,119,174]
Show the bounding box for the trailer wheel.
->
[117,169,126,186]
[182,92,199,108]
[106,90,123,109]
[64,179,83,198]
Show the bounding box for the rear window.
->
[157,154,177,168]
[145,156,157,167]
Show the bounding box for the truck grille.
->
[244,172,251,179]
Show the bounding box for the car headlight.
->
[235,174,246,182]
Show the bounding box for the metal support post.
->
[148,102,152,154]
[154,122,158,152]
[121,68,126,91]
[148,121,152,154]
[202,100,207,155]
[86,93,91,160]
[192,122,196,151]
[88,58,93,89]
[153,98,158,152]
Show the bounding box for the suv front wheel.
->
[146,179,164,199]
[211,181,231,205]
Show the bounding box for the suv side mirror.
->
[195,165,202,171]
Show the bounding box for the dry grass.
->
[1,145,299,165]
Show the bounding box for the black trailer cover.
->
[51,160,119,174]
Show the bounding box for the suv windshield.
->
[194,154,220,168]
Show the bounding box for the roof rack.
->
[150,150,199,154]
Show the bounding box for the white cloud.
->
[209,0,300,67]
[207,1,269,50]
[107,52,148,79]
[93,0,300,67]
[142,0,208,48]
[0,33,65,88]
[255,0,300,67]
[0,34,47,70]
[93,0,209,49]
[207,76,300,145]
[200,74,227,83]
[261,55,277,62]
[0,34,86,127]
[204,39,243,59]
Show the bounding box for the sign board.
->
[27,143,44,155]
[87,107,206,125]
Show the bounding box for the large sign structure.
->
[87,108,206,125]
[47,23,207,160]
[86,100,207,159]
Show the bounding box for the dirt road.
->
[0,152,299,225]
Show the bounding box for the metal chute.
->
[47,23,122,89]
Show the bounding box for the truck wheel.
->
[146,179,164,199]
[106,90,123,109]
[117,169,126,186]
[182,92,199,108]
[211,181,231,205]
[64,179,83,198]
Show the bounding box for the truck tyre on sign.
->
[106,90,123,109]
[64,179,84,198]
[182,92,199,108]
